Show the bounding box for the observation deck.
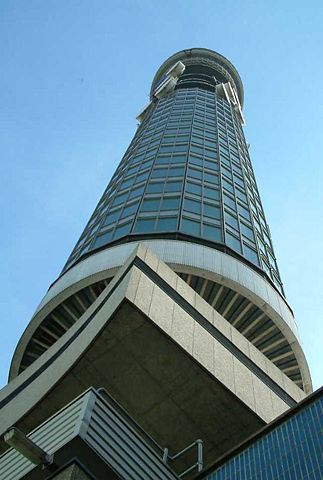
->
[150,48,244,106]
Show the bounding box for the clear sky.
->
[1,1,322,391]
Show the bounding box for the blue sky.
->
[1,0,322,390]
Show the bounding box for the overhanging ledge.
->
[2,246,305,459]
[9,241,312,395]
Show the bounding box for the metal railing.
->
[162,439,203,478]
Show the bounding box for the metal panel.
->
[83,395,178,480]
[0,389,178,480]
[0,392,88,480]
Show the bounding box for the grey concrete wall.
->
[52,464,92,480]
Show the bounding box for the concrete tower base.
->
[0,246,306,478]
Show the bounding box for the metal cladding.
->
[62,49,283,298]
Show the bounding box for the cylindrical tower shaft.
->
[9,48,312,395]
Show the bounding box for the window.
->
[219,145,229,155]
[204,203,220,219]
[220,154,230,167]
[234,174,244,188]
[152,168,167,178]
[205,160,218,171]
[134,218,155,233]
[129,185,145,199]
[225,211,239,230]
[103,209,121,225]
[258,237,266,256]
[126,165,139,176]
[237,203,250,220]
[191,145,203,155]
[121,202,138,218]
[141,158,154,169]
[188,168,203,180]
[113,222,131,240]
[224,194,236,211]
[204,187,220,200]
[186,182,202,196]
[189,155,203,167]
[191,135,204,145]
[268,252,277,269]
[261,257,271,276]
[174,144,188,153]
[160,197,180,210]
[120,178,133,190]
[155,156,171,165]
[164,181,183,192]
[156,217,178,231]
[141,198,160,211]
[147,182,164,193]
[184,198,201,214]
[163,135,176,143]
[159,145,173,154]
[226,231,242,253]
[135,171,149,183]
[112,192,128,206]
[168,167,185,177]
[205,148,217,159]
[241,222,255,241]
[222,178,234,194]
[94,230,113,248]
[244,244,259,265]
[181,218,201,236]
[222,166,233,180]
[204,172,219,184]
[171,154,186,164]
[203,224,222,242]
[232,163,243,176]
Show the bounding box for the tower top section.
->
[150,48,244,106]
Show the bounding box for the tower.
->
[0,49,313,480]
